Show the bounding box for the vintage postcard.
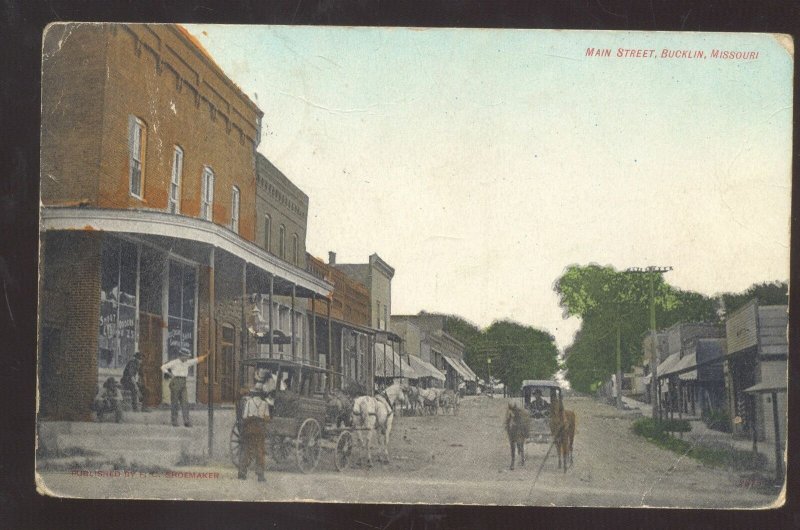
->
[36,24,791,507]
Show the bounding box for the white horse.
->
[351,380,406,466]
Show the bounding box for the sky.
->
[186,26,793,351]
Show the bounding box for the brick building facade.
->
[39,24,331,421]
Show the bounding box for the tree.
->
[482,320,559,393]
[721,281,788,316]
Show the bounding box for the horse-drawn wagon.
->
[229,358,354,473]
[520,380,562,443]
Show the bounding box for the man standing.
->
[238,374,275,482]
[161,349,208,427]
[121,351,145,412]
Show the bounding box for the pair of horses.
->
[404,386,457,415]
[505,399,576,472]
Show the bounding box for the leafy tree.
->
[721,281,788,316]
[482,320,559,392]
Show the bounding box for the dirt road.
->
[38,395,778,507]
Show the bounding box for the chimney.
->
[328,251,336,265]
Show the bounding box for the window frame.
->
[279,225,286,259]
[264,214,272,253]
[292,233,299,265]
[231,185,240,233]
[201,166,215,221]
[168,145,183,214]
[128,116,146,199]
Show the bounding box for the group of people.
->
[90,348,281,483]
[91,348,210,427]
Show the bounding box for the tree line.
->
[554,264,788,393]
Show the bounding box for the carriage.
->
[520,380,562,443]
[229,358,355,474]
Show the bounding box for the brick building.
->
[38,23,331,421]
[306,254,375,392]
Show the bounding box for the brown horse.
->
[549,398,576,472]
[504,403,531,470]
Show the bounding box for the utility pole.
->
[626,266,672,420]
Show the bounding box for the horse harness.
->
[375,391,395,417]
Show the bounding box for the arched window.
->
[292,234,299,265]
[264,214,271,252]
[279,225,286,259]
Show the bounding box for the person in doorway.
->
[161,349,209,427]
[238,376,275,482]
[121,351,145,412]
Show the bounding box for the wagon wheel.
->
[229,422,243,467]
[295,418,322,474]
[334,430,354,472]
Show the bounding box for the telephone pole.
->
[626,266,672,420]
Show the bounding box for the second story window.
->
[201,167,214,221]
[279,225,286,259]
[169,146,183,213]
[264,215,271,253]
[231,186,240,233]
[292,234,299,265]
[128,116,146,198]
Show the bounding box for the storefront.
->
[39,207,332,420]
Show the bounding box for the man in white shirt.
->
[161,349,208,427]
[238,376,273,481]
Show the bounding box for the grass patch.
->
[632,418,767,472]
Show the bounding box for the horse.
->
[504,402,530,470]
[439,389,458,415]
[325,389,353,429]
[549,396,576,472]
[418,387,440,415]
[351,380,405,466]
[404,385,421,415]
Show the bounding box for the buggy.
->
[520,380,562,443]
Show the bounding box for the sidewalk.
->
[37,405,238,472]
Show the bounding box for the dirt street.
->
[37,395,778,507]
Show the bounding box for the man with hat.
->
[238,373,275,482]
[530,388,549,416]
[121,351,146,412]
[160,349,209,427]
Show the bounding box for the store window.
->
[167,260,197,374]
[98,238,138,370]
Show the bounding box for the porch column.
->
[268,274,274,357]
[326,298,332,389]
[240,261,246,389]
[207,246,215,457]
[291,284,296,360]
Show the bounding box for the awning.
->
[665,353,696,377]
[655,352,681,380]
[41,206,332,298]
[679,370,697,381]
[442,355,476,381]
[456,358,478,381]
[407,354,446,381]
[374,342,413,378]
[744,381,788,394]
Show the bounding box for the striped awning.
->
[442,355,477,382]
